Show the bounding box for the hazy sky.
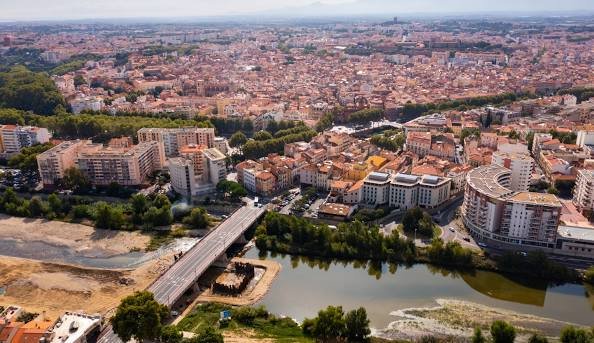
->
[1,0,593,21]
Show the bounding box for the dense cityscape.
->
[0,2,593,343]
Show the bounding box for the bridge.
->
[98,203,267,343]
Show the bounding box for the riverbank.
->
[0,254,174,320]
[376,299,583,342]
[0,214,150,257]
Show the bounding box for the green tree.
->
[229,131,247,147]
[472,327,486,343]
[344,307,370,342]
[111,291,169,342]
[490,320,516,343]
[94,202,124,230]
[585,266,594,285]
[159,325,182,343]
[130,194,149,224]
[183,208,210,230]
[311,306,346,341]
[47,193,63,215]
[60,167,91,193]
[190,327,224,343]
[560,326,593,343]
[528,334,549,343]
[253,130,273,141]
[28,197,46,217]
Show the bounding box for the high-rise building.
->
[491,151,534,192]
[168,147,227,197]
[203,148,227,185]
[462,165,561,248]
[37,140,89,186]
[573,169,594,214]
[137,127,215,157]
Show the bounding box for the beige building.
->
[137,127,215,157]
[37,140,89,186]
[37,140,164,187]
[573,169,594,215]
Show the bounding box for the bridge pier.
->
[234,233,249,245]
[212,253,229,268]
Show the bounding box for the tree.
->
[183,208,210,230]
[189,327,223,343]
[159,325,182,343]
[311,306,346,341]
[344,307,370,342]
[253,130,273,141]
[528,334,549,343]
[490,320,516,343]
[47,193,63,215]
[229,131,247,147]
[94,202,124,230]
[130,194,149,224]
[560,326,593,343]
[585,266,594,285]
[111,291,169,342]
[61,167,91,193]
[402,207,434,237]
[217,180,247,200]
[28,197,45,217]
[472,328,486,343]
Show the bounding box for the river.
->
[244,248,594,330]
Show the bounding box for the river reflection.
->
[248,249,594,328]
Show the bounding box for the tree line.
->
[0,188,210,232]
[370,129,405,152]
[241,125,317,160]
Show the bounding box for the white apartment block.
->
[169,157,197,198]
[389,173,451,210]
[70,96,103,114]
[137,127,215,157]
[491,151,535,192]
[576,130,594,148]
[204,148,227,185]
[361,172,392,206]
[0,125,50,154]
[462,165,561,248]
[573,169,594,213]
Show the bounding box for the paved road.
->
[98,203,266,343]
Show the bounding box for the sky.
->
[1,0,593,21]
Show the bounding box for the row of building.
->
[0,306,101,343]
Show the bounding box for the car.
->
[478,242,488,248]
[171,310,179,317]
[449,227,455,232]
[463,237,471,242]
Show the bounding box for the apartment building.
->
[491,151,535,192]
[576,130,594,148]
[462,164,562,249]
[169,147,227,197]
[573,169,594,214]
[361,172,392,206]
[203,148,227,185]
[389,173,451,210]
[0,125,50,154]
[37,140,164,187]
[137,127,215,157]
[169,157,196,198]
[75,141,164,186]
[405,131,455,161]
[37,140,89,186]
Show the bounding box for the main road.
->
[98,203,266,343]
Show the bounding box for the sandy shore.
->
[375,299,581,342]
[0,253,175,320]
[0,215,150,257]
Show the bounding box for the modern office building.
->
[462,164,562,248]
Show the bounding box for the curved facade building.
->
[462,165,561,249]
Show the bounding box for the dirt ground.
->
[0,254,174,321]
[0,215,149,257]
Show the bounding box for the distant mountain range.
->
[260,0,594,17]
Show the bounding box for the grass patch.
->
[145,227,187,251]
[177,303,312,343]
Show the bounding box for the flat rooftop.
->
[466,165,515,199]
[48,312,101,343]
[557,225,594,242]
